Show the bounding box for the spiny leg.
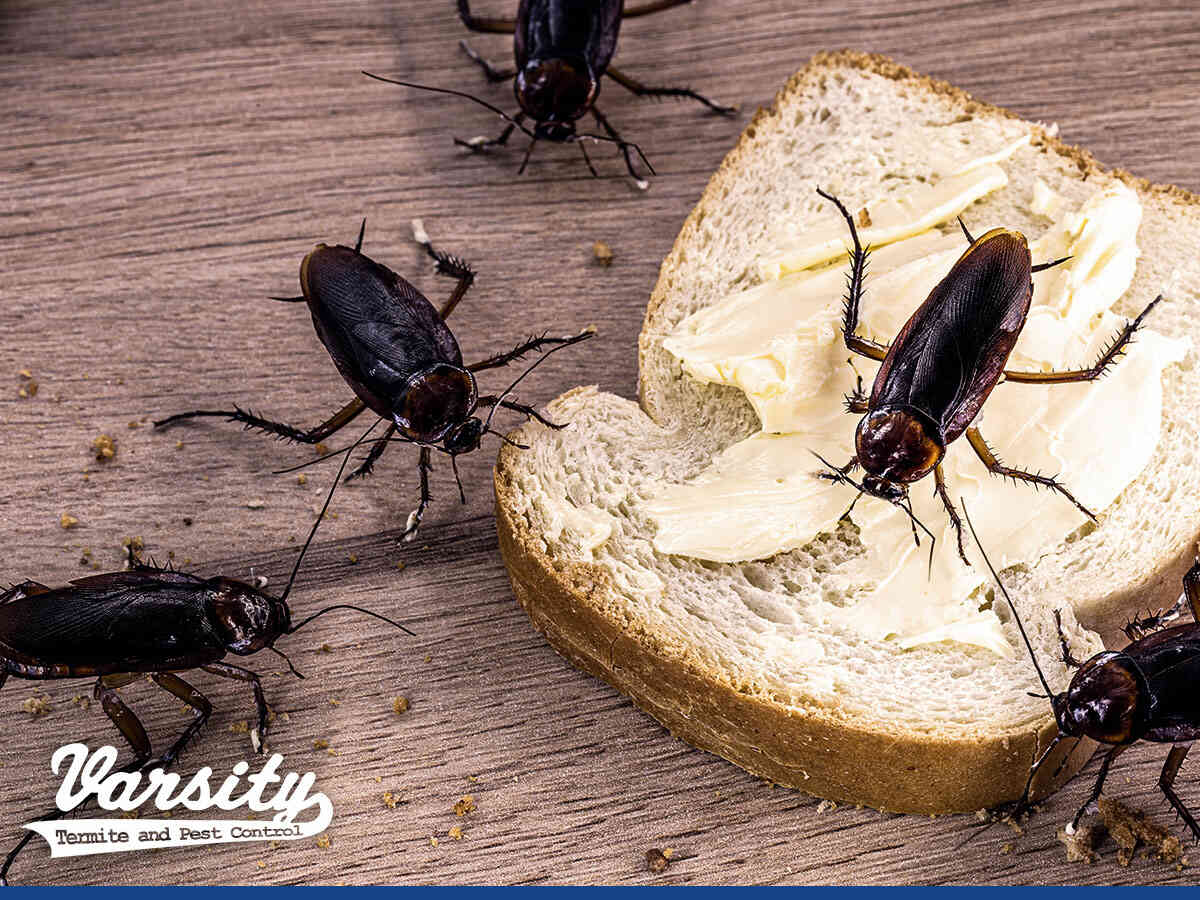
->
[459,39,516,82]
[1053,609,1083,667]
[1071,744,1126,831]
[1159,744,1200,841]
[154,397,366,445]
[148,672,212,767]
[478,395,564,430]
[965,426,1096,520]
[622,0,695,16]
[402,447,434,542]
[1003,296,1161,383]
[933,465,968,565]
[817,189,889,362]
[203,662,270,754]
[605,65,736,116]
[2,674,153,886]
[591,106,650,188]
[411,219,477,321]
[456,0,516,33]
[347,422,398,481]
[467,332,592,373]
[1124,566,1197,640]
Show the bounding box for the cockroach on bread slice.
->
[815,188,1160,564]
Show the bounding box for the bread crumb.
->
[18,369,33,379]
[857,207,872,228]
[449,825,463,841]
[313,739,329,750]
[257,860,266,869]
[383,791,405,810]
[175,440,184,450]
[246,499,266,510]
[1000,843,1013,855]
[319,643,333,654]
[645,848,670,873]
[92,434,117,461]
[453,795,476,817]
[60,513,79,529]
[231,720,250,734]
[328,698,340,707]
[395,561,407,571]
[22,695,51,717]
[127,421,140,430]
[297,474,307,485]
[348,554,358,564]
[592,240,614,266]
[393,696,410,715]
[816,800,837,813]
[316,834,331,850]
[430,836,439,848]
[315,443,329,456]
[1058,822,1104,864]
[1098,795,1185,867]
[17,380,38,399]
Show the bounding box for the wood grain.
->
[1,0,1199,885]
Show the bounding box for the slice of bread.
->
[493,51,1200,813]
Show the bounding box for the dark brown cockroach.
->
[815,188,1161,563]
[362,0,735,187]
[0,437,410,884]
[155,221,594,540]
[965,506,1200,842]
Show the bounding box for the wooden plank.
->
[1,0,1198,885]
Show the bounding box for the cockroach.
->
[0,433,410,884]
[155,220,594,540]
[814,188,1160,563]
[362,0,736,188]
[964,505,1200,843]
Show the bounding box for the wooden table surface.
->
[3,0,1200,886]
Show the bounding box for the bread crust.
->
[492,50,1192,813]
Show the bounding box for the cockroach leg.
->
[148,672,212,767]
[97,673,154,763]
[591,107,648,187]
[604,66,736,116]
[933,465,968,565]
[817,189,889,363]
[458,39,517,82]
[1003,296,1161,384]
[577,138,599,177]
[467,332,589,373]
[842,358,870,413]
[454,121,518,153]
[202,662,270,754]
[622,0,696,17]
[965,426,1096,520]
[402,447,434,542]
[479,394,565,430]
[456,0,517,33]
[1052,610,1083,668]
[409,223,477,322]
[1070,745,1126,832]
[154,397,367,445]
[346,422,398,482]
[1159,744,1200,841]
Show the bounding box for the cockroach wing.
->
[870,229,1032,443]
[0,580,227,673]
[1131,624,1200,742]
[516,0,622,74]
[1,581,50,604]
[302,245,463,419]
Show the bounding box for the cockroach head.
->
[208,577,291,655]
[443,416,484,456]
[1055,651,1150,744]
[855,408,944,487]
[860,473,907,503]
[516,58,597,138]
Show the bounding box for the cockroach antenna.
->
[961,499,1054,699]
[279,420,380,604]
[362,71,537,139]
